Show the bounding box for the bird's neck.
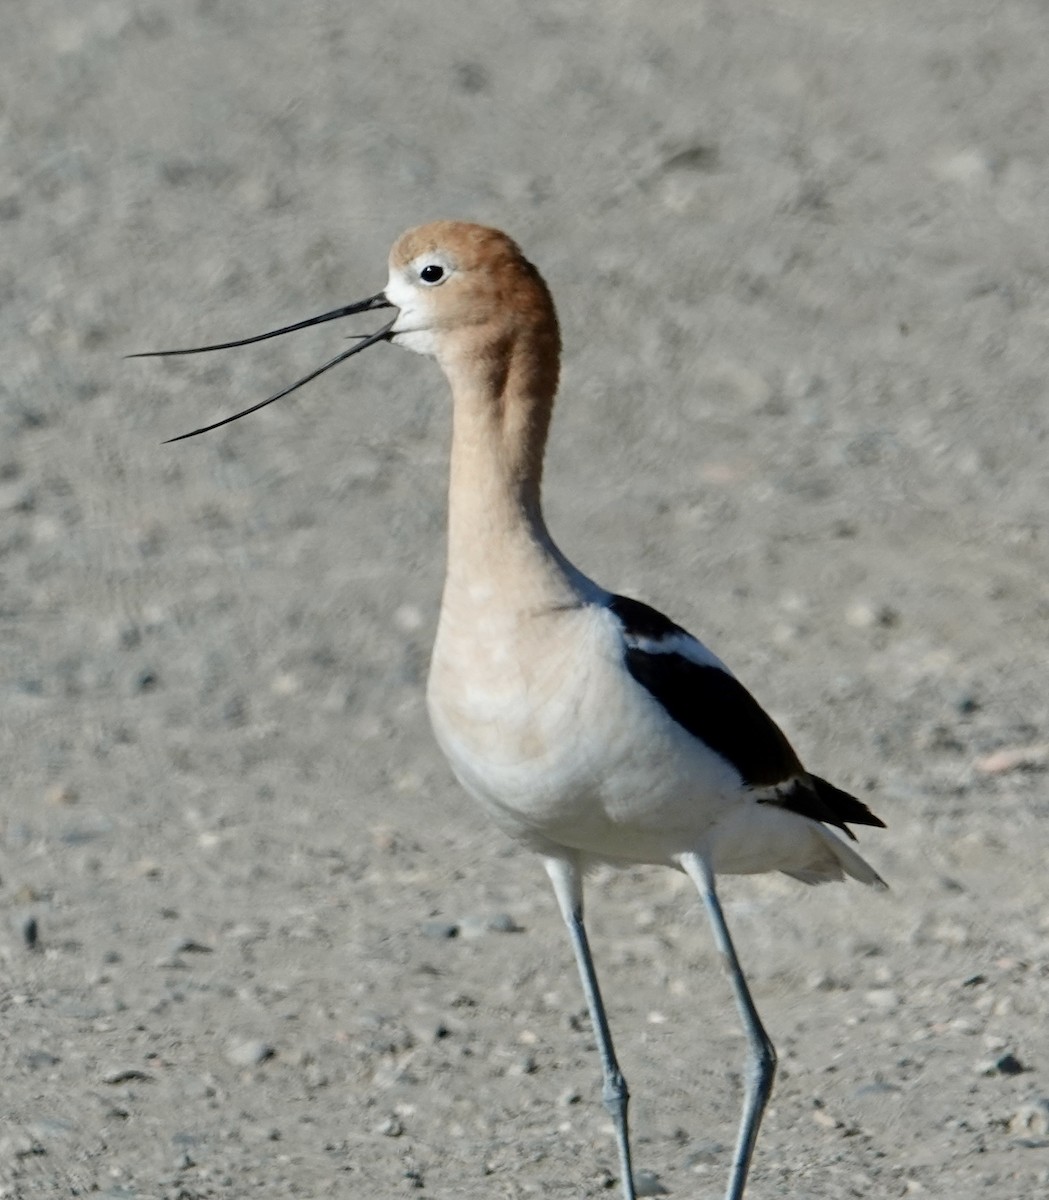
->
[439,334,574,610]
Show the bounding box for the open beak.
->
[129,292,396,442]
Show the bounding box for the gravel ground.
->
[2,2,1048,1197]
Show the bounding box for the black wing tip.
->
[809,774,887,831]
[761,774,885,840]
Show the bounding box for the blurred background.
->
[2,2,1047,1197]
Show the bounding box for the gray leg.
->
[680,852,777,1200]
[544,856,636,1200]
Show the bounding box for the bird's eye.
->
[419,263,445,285]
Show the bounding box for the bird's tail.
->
[785,823,888,889]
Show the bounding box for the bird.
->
[133,220,886,1200]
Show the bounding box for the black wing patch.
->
[609,594,801,787]
[608,594,886,838]
[765,774,885,840]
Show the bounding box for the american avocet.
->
[135,221,886,1200]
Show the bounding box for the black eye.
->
[420,263,445,284]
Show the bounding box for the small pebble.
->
[20,915,39,950]
[845,600,899,629]
[21,1050,60,1071]
[996,1053,1027,1076]
[135,669,159,692]
[976,1052,1027,1077]
[102,1068,152,1085]
[168,937,214,955]
[420,920,459,939]
[459,912,523,938]
[225,1040,275,1067]
[853,1080,900,1099]
[635,1169,669,1196]
[1009,1099,1049,1137]
[863,988,899,1012]
[974,744,1049,774]
[485,912,523,934]
[0,1131,45,1160]
[506,1053,538,1076]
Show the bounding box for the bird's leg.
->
[544,856,637,1200]
[680,853,777,1200]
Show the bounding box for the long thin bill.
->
[128,293,392,358]
[162,317,397,443]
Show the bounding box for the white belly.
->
[426,603,740,865]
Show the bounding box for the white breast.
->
[426,603,741,865]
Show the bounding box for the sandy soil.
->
[3,2,1049,1197]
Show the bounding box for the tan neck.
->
[439,326,569,605]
